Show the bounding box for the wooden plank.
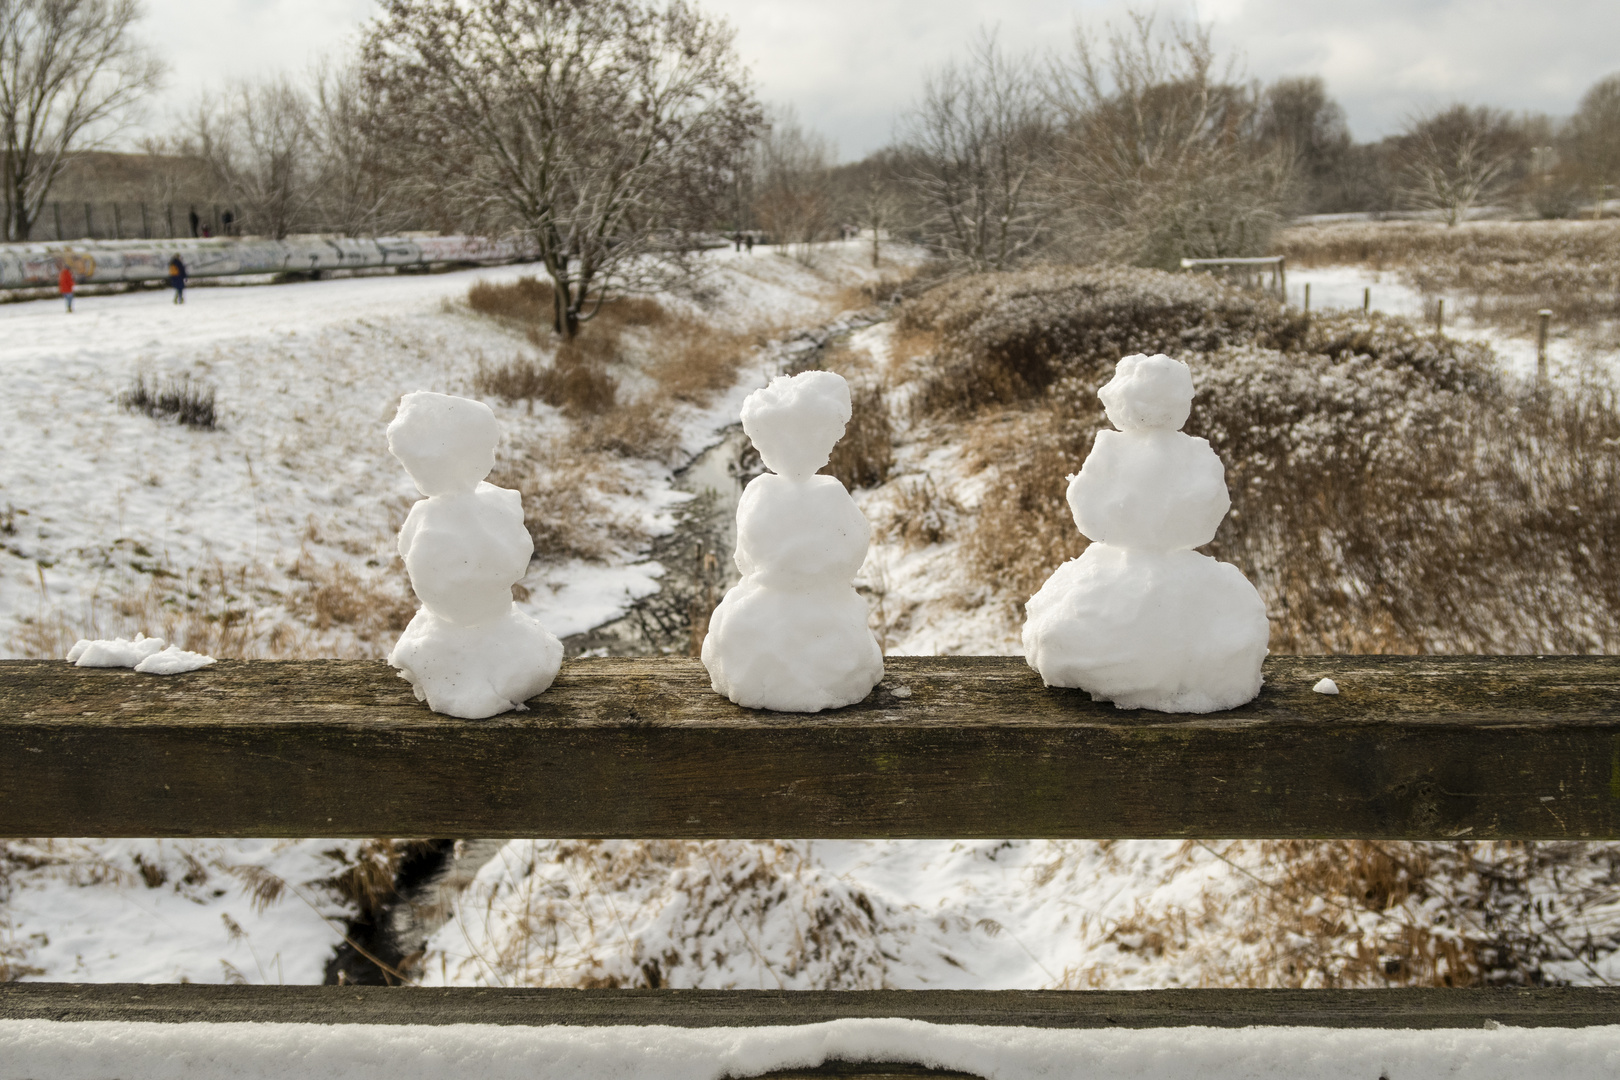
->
[6,983,1620,1029]
[3,655,1620,840]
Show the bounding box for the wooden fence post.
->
[1436,298,1445,331]
[1538,309,1552,382]
[1303,283,1310,313]
[1363,286,1370,312]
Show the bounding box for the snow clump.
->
[65,635,215,674]
[1023,353,1269,712]
[702,370,884,712]
[386,391,562,719]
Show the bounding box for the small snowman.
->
[387,391,562,719]
[702,370,884,712]
[1023,353,1269,712]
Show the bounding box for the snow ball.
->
[741,370,851,480]
[134,646,217,675]
[387,391,499,496]
[1313,677,1340,695]
[68,634,167,668]
[1098,353,1194,432]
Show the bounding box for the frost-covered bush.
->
[900,267,1300,415]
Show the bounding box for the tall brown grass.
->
[1042,838,1620,990]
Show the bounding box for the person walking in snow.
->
[58,265,74,313]
[167,254,188,304]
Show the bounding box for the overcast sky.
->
[139,0,1620,159]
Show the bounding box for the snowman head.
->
[1098,353,1194,432]
[741,370,852,481]
[387,391,500,496]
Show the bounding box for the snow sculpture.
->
[387,391,561,719]
[1022,353,1269,712]
[701,370,884,712]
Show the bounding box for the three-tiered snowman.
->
[702,370,884,712]
[387,391,562,719]
[1023,353,1269,712]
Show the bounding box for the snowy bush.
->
[118,373,218,430]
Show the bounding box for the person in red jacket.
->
[58,266,74,313]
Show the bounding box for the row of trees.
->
[758,17,1620,273]
[4,0,1619,316]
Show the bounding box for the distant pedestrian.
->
[58,266,74,313]
[188,207,199,238]
[733,231,742,252]
[222,210,234,235]
[200,224,212,238]
[744,233,755,254]
[167,254,188,304]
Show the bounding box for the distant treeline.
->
[7,2,1618,308]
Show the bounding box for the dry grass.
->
[1276,220,1620,334]
[489,441,650,564]
[876,475,964,551]
[432,839,897,990]
[1043,839,1620,990]
[284,553,417,648]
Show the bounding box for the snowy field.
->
[1285,264,1610,381]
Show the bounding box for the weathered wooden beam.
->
[4,655,1620,840]
[6,982,1620,1029]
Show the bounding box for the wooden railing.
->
[4,654,1620,1072]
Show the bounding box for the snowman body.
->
[702,371,883,712]
[387,392,562,719]
[1023,354,1269,713]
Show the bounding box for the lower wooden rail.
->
[6,983,1620,1028]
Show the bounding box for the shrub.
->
[119,374,217,430]
[467,276,555,324]
[824,383,894,490]
[900,267,1301,417]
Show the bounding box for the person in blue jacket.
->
[167,254,188,304]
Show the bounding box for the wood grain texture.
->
[6,983,1620,1029]
[4,655,1620,839]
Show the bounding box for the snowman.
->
[1022,354,1269,713]
[387,391,562,719]
[701,370,884,712]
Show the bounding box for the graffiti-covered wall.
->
[0,236,536,289]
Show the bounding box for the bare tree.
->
[189,77,318,239]
[0,0,162,240]
[1396,105,1518,226]
[1568,73,1620,217]
[364,0,762,338]
[900,31,1055,271]
[1049,11,1294,268]
[309,58,396,237]
[750,106,835,261]
[1259,75,1351,213]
